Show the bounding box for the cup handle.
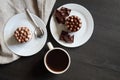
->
[47,42,54,50]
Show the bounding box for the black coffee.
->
[46,49,69,72]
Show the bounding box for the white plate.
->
[3,13,47,56]
[50,3,94,48]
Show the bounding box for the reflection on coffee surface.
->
[46,49,69,72]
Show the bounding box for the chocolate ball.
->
[14,27,32,43]
[65,15,82,32]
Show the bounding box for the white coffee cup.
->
[44,42,71,74]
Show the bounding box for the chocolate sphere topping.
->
[65,15,82,32]
[14,27,32,43]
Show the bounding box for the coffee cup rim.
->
[44,47,71,74]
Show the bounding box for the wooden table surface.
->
[0,0,120,80]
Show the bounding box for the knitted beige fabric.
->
[0,0,56,64]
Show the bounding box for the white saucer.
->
[3,13,47,56]
[50,3,94,48]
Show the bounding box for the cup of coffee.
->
[44,42,71,74]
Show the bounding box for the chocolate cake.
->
[14,27,32,43]
[65,15,82,32]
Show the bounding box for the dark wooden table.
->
[0,0,120,80]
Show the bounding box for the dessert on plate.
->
[65,15,82,32]
[54,7,82,43]
[14,27,32,43]
[59,30,74,43]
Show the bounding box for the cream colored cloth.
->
[0,0,56,64]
